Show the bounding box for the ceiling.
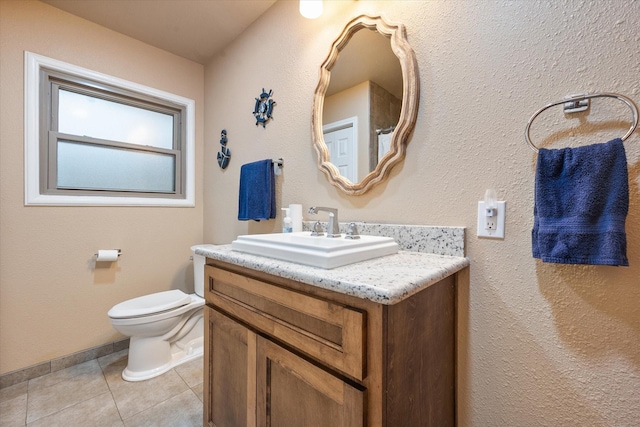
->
[41,0,277,64]
[327,27,402,99]
[40,1,402,100]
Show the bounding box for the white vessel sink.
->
[231,231,399,269]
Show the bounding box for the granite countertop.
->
[194,244,469,305]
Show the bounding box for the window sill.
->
[25,193,195,207]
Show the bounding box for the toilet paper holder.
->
[94,249,122,261]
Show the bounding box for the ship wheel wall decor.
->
[253,88,276,127]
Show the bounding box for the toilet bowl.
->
[108,246,206,381]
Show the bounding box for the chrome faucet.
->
[308,206,341,238]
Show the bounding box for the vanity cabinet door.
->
[204,307,257,427]
[256,336,364,427]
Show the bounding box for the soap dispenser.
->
[281,208,293,233]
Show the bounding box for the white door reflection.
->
[323,117,357,183]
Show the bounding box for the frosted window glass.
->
[57,141,175,192]
[58,90,174,149]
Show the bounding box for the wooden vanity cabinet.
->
[205,307,253,426]
[204,259,456,427]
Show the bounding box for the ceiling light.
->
[300,0,322,19]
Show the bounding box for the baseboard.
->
[0,338,129,389]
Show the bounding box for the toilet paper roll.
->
[96,250,119,262]
[289,204,303,232]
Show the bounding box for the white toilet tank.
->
[191,246,205,297]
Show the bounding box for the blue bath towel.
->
[238,159,276,221]
[532,138,629,266]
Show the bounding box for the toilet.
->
[108,246,206,381]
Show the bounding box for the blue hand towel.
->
[238,159,276,221]
[532,138,629,266]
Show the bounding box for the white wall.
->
[0,0,204,374]
[204,1,640,425]
[324,81,370,182]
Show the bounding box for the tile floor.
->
[0,350,203,426]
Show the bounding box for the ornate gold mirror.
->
[312,15,419,195]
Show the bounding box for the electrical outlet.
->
[486,211,497,230]
[477,201,505,239]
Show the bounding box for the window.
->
[25,52,195,206]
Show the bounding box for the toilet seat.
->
[108,294,204,327]
[108,289,193,319]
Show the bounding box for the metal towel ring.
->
[524,92,639,153]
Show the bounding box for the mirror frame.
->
[312,14,419,196]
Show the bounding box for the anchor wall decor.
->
[217,129,231,169]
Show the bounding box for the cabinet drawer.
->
[205,265,366,381]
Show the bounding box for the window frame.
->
[25,51,195,206]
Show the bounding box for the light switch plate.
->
[477,201,505,239]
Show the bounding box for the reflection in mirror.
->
[312,15,419,195]
[323,28,402,183]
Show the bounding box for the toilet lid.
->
[108,289,192,319]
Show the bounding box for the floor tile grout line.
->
[118,367,190,422]
[98,356,126,423]
[1,339,129,391]
[25,391,116,427]
[106,389,125,424]
[15,352,203,426]
[23,388,29,426]
[25,362,111,425]
[98,349,152,423]
[27,359,98,393]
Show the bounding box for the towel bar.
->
[524,92,639,153]
[376,125,396,135]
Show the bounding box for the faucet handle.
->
[345,222,361,239]
[310,220,324,237]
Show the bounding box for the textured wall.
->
[0,1,204,374]
[204,1,640,425]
